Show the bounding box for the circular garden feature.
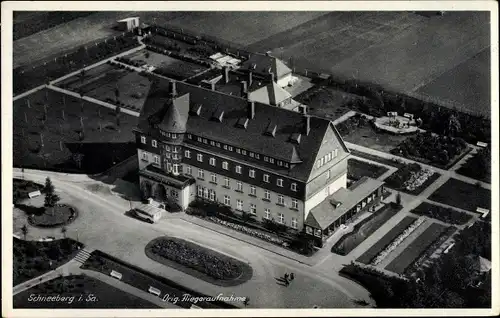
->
[28,204,77,228]
[145,236,253,287]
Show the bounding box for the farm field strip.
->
[384,222,449,274]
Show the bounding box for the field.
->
[385,223,448,274]
[411,202,473,225]
[456,147,491,183]
[57,63,152,111]
[416,48,490,117]
[428,178,491,212]
[13,88,138,174]
[13,275,159,308]
[347,158,388,181]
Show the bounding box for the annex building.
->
[133,79,385,246]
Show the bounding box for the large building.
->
[133,79,384,246]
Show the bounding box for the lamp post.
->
[76,229,79,243]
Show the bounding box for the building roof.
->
[240,53,292,78]
[306,177,384,229]
[137,78,344,181]
[118,17,139,22]
[248,81,292,105]
[139,164,194,189]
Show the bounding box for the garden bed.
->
[13,178,44,202]
[385,223,449,274]
[13,238,83,286]
[456,147,491,183]
[384,162,440,195]
[410,202,473,225]
[428,178,491,212]
[331,203,402,256]
[145,236,253,287]
[356,216,417,264]
[28,204,77,228]
[347,158,388,181]
[13,274,160,308]
[82,250,237,308]
[391,132,470,169]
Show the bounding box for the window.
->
[202,138,207,144]
[197,153,203,162]
[320,158,325,166]
[249,152,254,158]
[171,190,179,198]
[186,166,192,175]
[277,179,283,187]
[173,147,179,153]
[264,190,270,200]
[317,160,322,169]
[255,154,260,159]
[291,218,298,229]
[142,152,147,160]
[203,188,209,199]
[241,150,247,155]
[209,158,216,166]
[236,148,241,154]
[152,140,157,148]
[306,226,313,234]
[236,182,243,192]
[216,142,221,147]
[278,161,283,166]
[197,186,203,197]
[334,149,338,157]
[291,183,297,192]
[187,134,192,139]
[198,169,204,179]
[315,229,322,237]
[249,170,255,178]
[185,150,191,158]
[154,155,159,164]
[165,153,171,159]
[172,154,179,160]
[284,162,289,168]
[250,186,256,196]
[172,133,177,139]
[228,146,233,151]
[167,163,172,172]
[326,153,332,162]
[166,132,171,138]
[278,195,284,205]
[236,200,243,211]
[278,213,285,224]
[141,136,146,144]
[263,174,270,183]
[264,156,269,162]
[209,189,215,201]
[222,162,229,170]
[269,158,275,164]
[210,141,215,146]
[223,145,228,150]
[197,137,202,142]
[166,145,171,152]
[264,209,271,219]
[224,195,231,206]
[235,166,242,174]
[250,204,256,215]
[211,173,217,183]
[292,199,298,209]
[173,164,179,174]
[224,177,230,188]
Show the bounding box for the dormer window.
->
[291,183,297,192]
[152,140,157,148]
[190,104,202,116]
[172,133,177,139]
[269,158,275,164]
[236,117,249,129]
[290,133,301,144]
[265,122,277,137]
[277,179,283,187]
[212,109,224,122]
[141,136,146,144]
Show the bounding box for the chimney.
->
[224,67,230,83]
[304,115,311,136]
[270,72,275,83]
[170,81,177,97]
[248,101,255,119]
[210,81,216,91]
[248,71,253,86]
[240,81,248,97]
[300,105,307,115]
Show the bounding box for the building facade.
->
[134,79,384,246]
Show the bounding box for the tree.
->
[396,192,402,206]
[114,87,120,104]
[61,226,67,238]
[73,153,84,169]
[21,224,28,240]
[447,114,461,137]
[43,177,60,208]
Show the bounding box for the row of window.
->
[316,149,339,169]
[185,150,298,191]
[187,134,290,168]
[141,152,181,174]
[189,167,299,209]
[140,136,181,148]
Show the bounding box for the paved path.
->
[13,168,372,309]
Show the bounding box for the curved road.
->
[13,168,372,309]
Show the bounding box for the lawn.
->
[391,132,471,169]
[411,202,473,225]
[13,88,138,174]
[13,179,44,201]
[356,216,417,264]
[384,162,441,195]
[14,32,139,95]
[347,158,388,181]
[349,149,407,169]
[331,203,402,256]
[13,238,83,286]
[428,178,491,212]
[13,274,160,308]
[456,147,491,183]
[28,204,77,228]
[145,236,253,286]
[385,223,448,274]
[294,85,361,120]
[82,250,237,308]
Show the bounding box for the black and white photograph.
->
[2,1,498,316]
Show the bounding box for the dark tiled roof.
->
[137,78,338,181]
[240,53,292,78]
[305,177,384,229]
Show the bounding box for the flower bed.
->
[411,202,472,225]
[356,216,417,264]
[384,162,439,195]
[385,223,448,274]
[146,236,251,283]
[371,217,426,266]
[28,204,77,228]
